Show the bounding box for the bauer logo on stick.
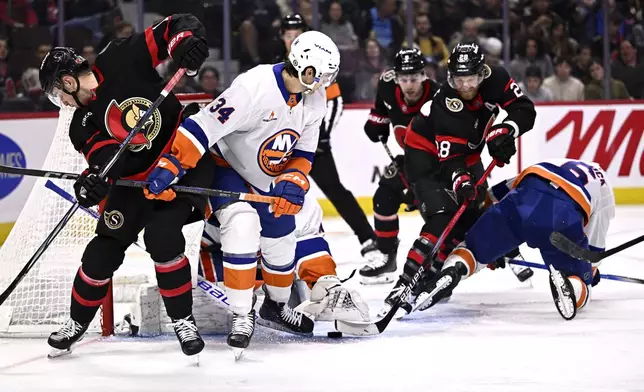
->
[257,129,300,176]
[104,210,124,230]
[104,97,163,152]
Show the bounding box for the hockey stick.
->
[508,259,644,285]
[378,136,410,189]
[0,164,276,204]
[335,160,498,336]
[549,232,644,264]
[0,68,186,306]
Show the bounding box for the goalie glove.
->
[294,275,369,322]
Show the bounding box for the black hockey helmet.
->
[447,43,486,90]
[39,47,90,106]
[281,14,307,33]
[393,48,426,75]
[447,43,485,77]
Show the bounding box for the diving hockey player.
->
[39,14,212,357]
[358,47,439,284]
[278,14,376,260]
[199,192,370,324]
[384,43,537,315]
[147,31,340,353]
[417,159,616,320]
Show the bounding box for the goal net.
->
[0,93,213,337]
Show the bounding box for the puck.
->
[327,331,343,338]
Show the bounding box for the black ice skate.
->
[413,263,466,312]
[47,318,90,358]
[359,239,399,285]
[228,295,257,360]
[258,285,314,336]
[548,265,577,320]
[170,315,205,356]
[377,277,413,319]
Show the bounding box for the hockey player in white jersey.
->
[199,192,370,323]
[144,31,340,352]
[413,159,615,320]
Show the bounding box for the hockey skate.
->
[170,315,205,356]
[258,284,314,336]
[47,318,90,358]
[295,275,370,322]
[377,277,414,319]
[228,295,257,360]
[548,265,577,320]
[359,239,399,285]
[413,263,466,312]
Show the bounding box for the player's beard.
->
[458,88,478,101]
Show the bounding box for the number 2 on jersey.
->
[209,98,235,124]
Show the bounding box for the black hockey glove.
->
[74,166,112,208]
[170,33,209,72]
[364,112,390,143]
[451,169,477,205]
[486,124,517,166]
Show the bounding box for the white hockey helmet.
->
[288,30,340,92]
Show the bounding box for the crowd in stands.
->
[0,0,642,112]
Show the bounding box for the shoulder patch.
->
[380,69,396,83]
[445,97,463,112]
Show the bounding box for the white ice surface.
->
[1,207,643,392]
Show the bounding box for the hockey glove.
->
[74,166,112,208]
[169,32,209,73]
[486,124,517,166]
[451,170,477,205]
[144,154,186,201]
[271,169,310,218]
[364,112,390,143]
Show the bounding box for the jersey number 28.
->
[209,98,235,124]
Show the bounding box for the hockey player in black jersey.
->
[358,48,439,284]
[39,14,213,357]
[382,43,537,315]
[275,14,376,260]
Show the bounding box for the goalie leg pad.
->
[73,235,129,323]
[295,236,336,288]
[216,201,261,315]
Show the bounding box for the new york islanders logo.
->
[257,129,300,176]
[104,97,162,152]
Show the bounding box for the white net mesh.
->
[0,94,213,336]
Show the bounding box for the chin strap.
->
[61,74,85,107]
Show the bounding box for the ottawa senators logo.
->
[104,97,162,152]
[257,129,300,176]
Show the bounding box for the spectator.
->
[424,57,439,82]
[572,44,593,83]
[522,0,558,38]
[510,35,554,82]
[611,39,644,98]
[518,65,553,102]
[449,18,483,51]
[32,0,58,26]
[238,1,282,71]
[543,56,585,101]
[321,1,358,50]
[82,45,97,66]
[0,36,12,89]
[585,58,630,100]
[548,17,578,60]
[431,0,466,44]
[198,65,222,98]
[483,37,504,67]
[21,43,52,96]
[362,0,404,54]
[0,0,37,28]
[355,38,388,101]
[403,13,449,67]
[592,12,624,60]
